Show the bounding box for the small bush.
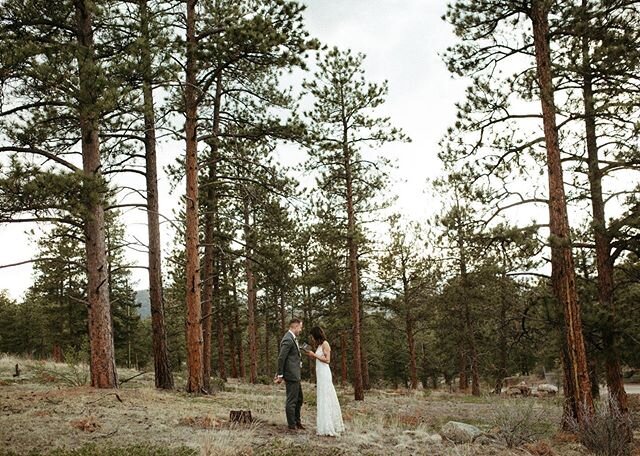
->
[208,377,225,393]
[566,396,632,456]
[490,399,551,448]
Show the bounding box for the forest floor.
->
[1,355,638,456]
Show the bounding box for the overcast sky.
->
[0,0,466,300]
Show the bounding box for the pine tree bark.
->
[201,73,223,391]
[201,245,213,391]
[214,259,226,380]
[184,0,204,394]
[243,196,258,383]
[494,276,508,394]
[401,262,418,389]
[340,332,348,386]
[228,318,238,378]
[139,0,173,390]
[580,1,627,414]
[74,0,117,389]
[458,348,468,391]
[359,293,370,391]
[345,144,364,401]
[233,278,246,380]
[455,205,480,396]
[223,256,237,378]
[264,304,271,376]
[531,0,593,423]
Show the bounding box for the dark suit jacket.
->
[277,331,301,382]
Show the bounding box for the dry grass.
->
[0,354,623,456]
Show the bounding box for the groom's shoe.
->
[296,423,306,430]
[287,425,297,431]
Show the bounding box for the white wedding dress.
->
[315,344,345,436]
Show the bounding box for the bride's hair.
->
[310,326,326,344]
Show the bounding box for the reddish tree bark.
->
[138,0,173,391]
[344,139,364,401]
[74,0,117,389]
[184,0,204,394]
[580,0,627,414]
[531,0,593,423]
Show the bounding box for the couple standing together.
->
[274,318,345,436]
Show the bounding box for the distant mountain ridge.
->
[135,290,151,319]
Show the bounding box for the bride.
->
[305,326,345,437]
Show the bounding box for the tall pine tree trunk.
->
[531,0,593,423]
[359,293,370,391]
[201,72,223,391]
[74,0,117,389]
[139,0,173,390]
[344,142,364,401]
[580,1,628,414]
[223,256,238,378]
[233,277,246,380]
[402,265,418,389]
[201,236,213,391]
[494,275,508,394]
[455,205,480,396]
[228,318,238,378]
[214,259,226,380]
[264,303,271,376]
[458,348,468,391]
[243,195,258,383]
[468,326,481,396]
[184,0,203,394]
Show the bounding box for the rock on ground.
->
[440,421,483,443]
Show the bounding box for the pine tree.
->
[0,0,145,388]
[304,47,408,400]
[444,0,594,423]
[378,216,432,390]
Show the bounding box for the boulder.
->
[536,383,558,394]
[506,381,531,397]
[440,421,482,443]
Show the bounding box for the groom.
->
[274,318,305,431]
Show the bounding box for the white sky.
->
[0,0,467,300]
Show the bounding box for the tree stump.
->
[229,410,252,424]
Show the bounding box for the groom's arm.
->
[276,337,292,377]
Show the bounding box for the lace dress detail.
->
[315,345,345,436]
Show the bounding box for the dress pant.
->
[285,380,303,427]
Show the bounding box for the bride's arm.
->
[316,341,331,364]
